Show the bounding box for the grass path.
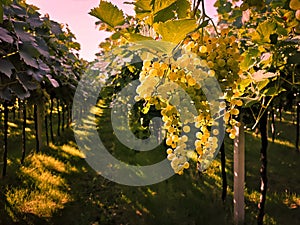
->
[0,109,299,225]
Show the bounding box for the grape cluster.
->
[135,46,225,174]
[181,29,245,139]
[133,28,246,174]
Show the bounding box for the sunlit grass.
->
[25,127,31,132]
[25,154,67,174]
[4,151,73,219]
[60,143,85,159]
[1,107,299,225]
[245,189,260,203]
[283,192,300,209]
[247,131,295,148]
[6,188,70,217]
[7,122,18,128]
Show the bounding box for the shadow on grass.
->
[0,107,299,225]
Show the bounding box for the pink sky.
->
[27,0,217,61]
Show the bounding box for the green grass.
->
[0,107,299,225]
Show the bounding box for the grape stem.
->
[251,96,274,130]
[172,0,219,55]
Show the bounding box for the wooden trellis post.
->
[233,122,245,225]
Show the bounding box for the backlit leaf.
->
[90,1,125,28]
[122,32,154,42]
[152,0,190,22]
[131,0,152,12]
[153,19,197,44]
[128,40,176,56]
[151,0,177,13]
[251,20,277,43]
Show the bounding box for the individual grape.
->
[143,60,152,68]
[213,129,219,135]
[199,45,208,53]
[231,108,239,116]
[183,162,190,169]
[149,68,158,77]
[181,135,188,142]
[166,148,173,154]
[153,61,160,69]
[196,131,203,139]
[208,70,216,77]
[183,125,191,133]
[229,133,236,139]
[187,77,197,86]
[217,59,226,67]
[168,153,175,160]
[172,135,179,142]
[219,101,227,109]
[236,99,243,107]
[166,137,173,146]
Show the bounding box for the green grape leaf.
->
[19,50,39,68]
[46,74,60,88]
[153,19,197,44]
[257,79,269,91]
[26,16,43,28]
[124,33,154,41]
[99,41,111,51]
[14,21,36,43]
[17,72,38,91]
[151,0,177,14]
[263,87,286,96]
[111,32,121,40]
[153,7,175,22]
[217,1,232,14]
[198,20,209,28]
[20,43,40,58]
[130,0,152,14]
[50,21,63,35]
[238,78,252,92]
[276,25,288,36]
[37,59,50,73]
[290,0,300,10]
[9,82,30,100]
[132,0,152,20]
[26,69,42,82]
[0,27,13,43]
[0,59,15,78]
[251,20,277,43]
[153,0,190,22]
[175,0,190,18]
[128,40,176,56]
[244,98,259,108]
[35,37,50,58]
[0,3,3,24]
[142,103,151,114]
[287,52,300,65]
[0,86,11,101]
[240,53,255,71]
[89,1,125,28]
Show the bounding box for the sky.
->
[26,0,217,61]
